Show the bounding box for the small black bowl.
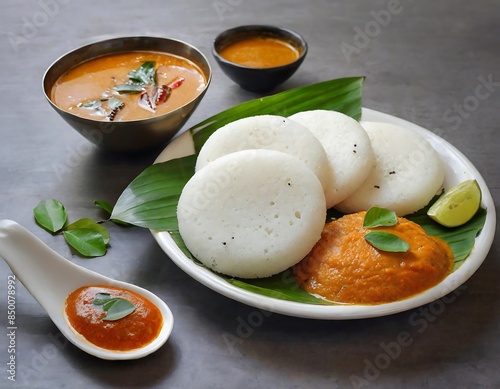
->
[212,25,308,93]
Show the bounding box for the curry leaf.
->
[102,299,117,311]
[92,294,136,321]
[66,218,110,244]
[79,99,104,109]
[113,84,145,93]
[114,61,156,93]
[102,298,136,321]
[364,231,410,252]
[93,293,112,305]
[33,199,68,233]
[63,228,107,257]
[107,97,124,110]
[78,99,106,117]
[127,61,156,85]
[363,207,398,228]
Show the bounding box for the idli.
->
[195,114,332,195]
[178,149,326,279]
[335,121,445,216]
[289,110,374,208]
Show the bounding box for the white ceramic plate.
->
[152,108,496,319]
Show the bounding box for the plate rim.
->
[151,107,496,320]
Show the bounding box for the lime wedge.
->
[427,179,481,227]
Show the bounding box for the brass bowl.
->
[43,36,212,152]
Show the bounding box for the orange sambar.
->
[65,285,163,351]
[294,212,454,305]
[51,51,206,121]
[219,36,300,68]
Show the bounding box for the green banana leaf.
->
[111,155,196,231]
[111,76,487,305]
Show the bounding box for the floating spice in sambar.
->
[65,285,163,351]
[219,36,300,68]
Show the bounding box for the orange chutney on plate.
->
[65,285,163,351]
[293,212,454,305]
[219,36,300,68]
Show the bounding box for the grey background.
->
[0,0,498,388]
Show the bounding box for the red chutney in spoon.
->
[65,285,163,351]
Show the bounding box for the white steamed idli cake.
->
[289,110,375,208]
[335,121,445,216]
[195,114,332,195]
[177,149,326,279]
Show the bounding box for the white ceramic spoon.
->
[0,219,174,360]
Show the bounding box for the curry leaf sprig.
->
[93,293,136,321]
[128,61,156,84]
[113,61,157,93]
[363,207,410,252]
[33,199,127,257]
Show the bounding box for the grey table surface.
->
[0,0,499,388]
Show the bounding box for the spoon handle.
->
[0,220,97,315]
